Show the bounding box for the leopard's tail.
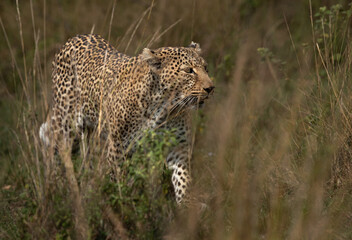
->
[39,114,52,147]
[39,119,51,147]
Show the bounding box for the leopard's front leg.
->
[163,112,193,204]
[167,145,192,204]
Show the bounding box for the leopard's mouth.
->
[169,93,212,114]
[198,100,205,108]
[198,93,211,105]
[191,94,209,109]
[198,95,210,108]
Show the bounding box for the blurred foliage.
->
[103,129,176,239]
[314,3,352,64]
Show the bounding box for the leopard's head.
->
[141,42,214,113]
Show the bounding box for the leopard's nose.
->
[204,86,215,94]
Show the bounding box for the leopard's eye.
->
[180,65,195,74]
[185,68,194,74]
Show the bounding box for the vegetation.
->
[1,0,352,239]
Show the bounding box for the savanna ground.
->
[1,0,352,239]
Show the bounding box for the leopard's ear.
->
[188,41,202,54]
[141,48,161,71]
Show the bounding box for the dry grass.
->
[1,0,352,239]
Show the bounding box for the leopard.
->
[39,34,214,204]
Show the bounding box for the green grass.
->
[1,0,352,239]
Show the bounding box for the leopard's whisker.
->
[175,96,193,115]
[170,95,191,113]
